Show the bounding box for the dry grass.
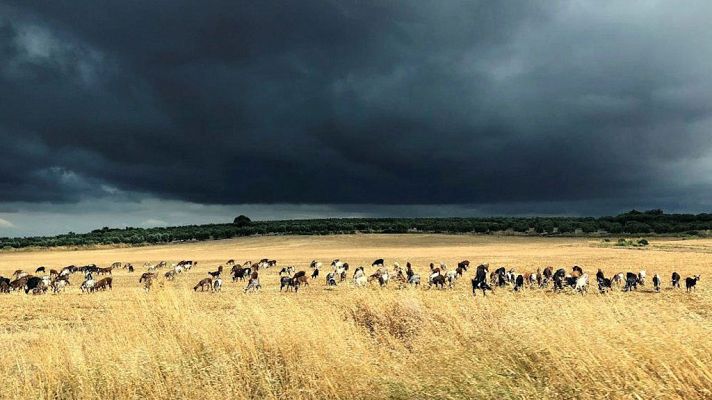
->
[0,234,710,399]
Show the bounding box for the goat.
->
[671,272,681,288]
[207,265,223,278]
[575,274,588,294]
[552,268,566,292]
[139,272,157,283]
[624,272,638,292]
[193,278,212,292]
[638,270,647,286]
[652,274,661,292]
[213,278,223,292]
[686,275,700,292]
[325,272,337,286]
[94,277,113,291]
[80,278,96,293]
[244,271,260,293]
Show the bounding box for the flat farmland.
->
[0,234,710,399]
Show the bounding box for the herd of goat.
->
[0,257,702,296]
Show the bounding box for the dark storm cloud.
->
[1,1,712,208]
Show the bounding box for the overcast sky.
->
[2,1,712,236]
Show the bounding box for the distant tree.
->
[233,215,252,227]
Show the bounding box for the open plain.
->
[0,234,710,399]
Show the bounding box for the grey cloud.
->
[0,0,711,228]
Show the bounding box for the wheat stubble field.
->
[0,234,710,399]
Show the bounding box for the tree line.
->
[2,209,712,249]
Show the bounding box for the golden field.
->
[0,234,710,400]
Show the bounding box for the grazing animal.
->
[208,265,223,278]
[429,274,446,289]
[597,277,612,293]
[575,274,589,294]
[638,270,647,286]
[513,275,524,291]
[232,266,251,282]
[471,265,492,296]
[624,272,638,292]
[213,278,223,292]
[110,262,122,269]
[596,269,605,282]
[393,269,408,289]
[35,266,46,273]
[652,274,661,292]
[553,268,566,292]
[139,272,157,283]
[142,276,156,292]
[96,267,112,275]
[226,259,236,266]
[279,266,295,277]
[326,272,337,286]
[0,277,11,293]
[506,269,516,283]
[445,269,458,287]
[372,258,384,267]
[612,273,624,286]
[164,270,176,280]
[128,265,135,273]
[280,276,292,291]
[10,276,30,291]
[368,270,389,287]
[311,268,320,279]
[493,267,507,288]
[572,266,583,278]
[686,275,700,292]
[94,277,113,291]
[244,271,260,293]
[52,277,70,293]
[81,265,98,274]
[474,264,489,283]
[193,278,213,292]
[671,272,681,288]
[24,276,46,295]
[406,262,415,280]
[176,260,196,270]
[353,267,367,287]
[455,263,468,278]
[310,260,323,270]
[80,277,96,293]
[540,266,553,288]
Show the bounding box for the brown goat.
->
[194,278,213,292]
